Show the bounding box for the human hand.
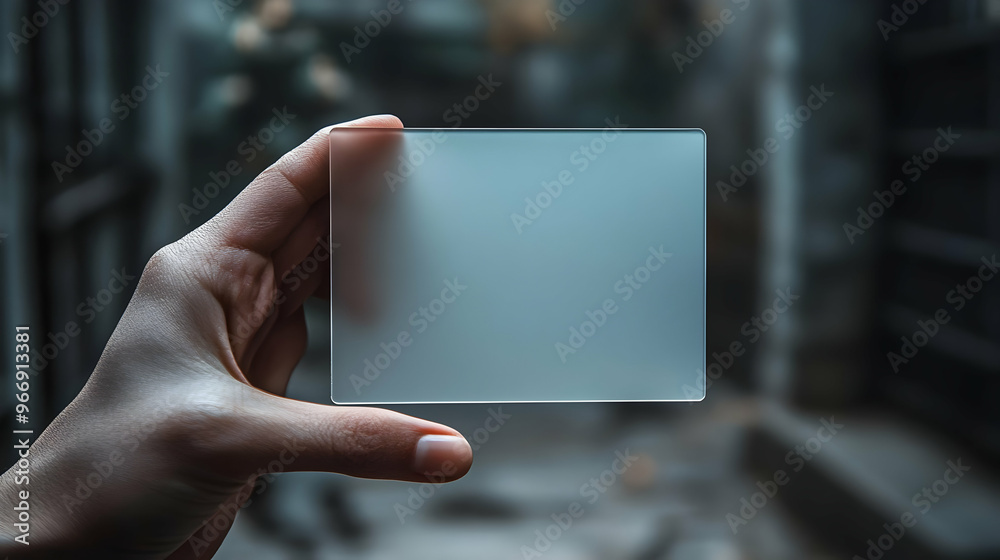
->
[0,115,473,559]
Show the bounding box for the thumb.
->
[236,391,474,483]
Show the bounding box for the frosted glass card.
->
[329,128,705,404]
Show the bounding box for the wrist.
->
[0,469,37,556]
[0,453,71,557]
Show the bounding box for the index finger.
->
[205,114,403,255]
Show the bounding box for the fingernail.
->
[413,434,471,477]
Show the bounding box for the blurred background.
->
[2,0,1000,558]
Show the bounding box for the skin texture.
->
[0,115,473,559]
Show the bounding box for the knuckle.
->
[142,243,183,281]
[155,395,250,462]
[140,238,213,288]
[332,409,403,462]
[133,243,196,300]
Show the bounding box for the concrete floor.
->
[213,359,836,560]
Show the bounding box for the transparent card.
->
[328,128,706,404]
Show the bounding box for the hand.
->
[0,115,473,559]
